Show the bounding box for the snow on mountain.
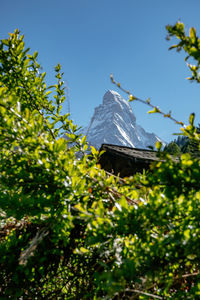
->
[85,90,164,149]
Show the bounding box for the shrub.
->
[0,25,200,299]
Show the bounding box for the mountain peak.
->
[85,90,164,150]
[102,90,130,109]
[103,90,120,103]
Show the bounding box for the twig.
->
[125,288,163,299]
[108,186,139,205]
[182,271,199,278]
[90,174,139,205]
[110,74,185,127]
[19,227,49,265]
[101,168,127,183]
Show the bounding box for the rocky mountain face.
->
[85,90,164,149]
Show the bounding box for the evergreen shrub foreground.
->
[0,23,200,299]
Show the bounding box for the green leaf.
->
[79,247,89,253]
[148,107,160,114]
[129,94,137,102]
[189,27,196,42]
[189,113,195,126]
[155,141,162,150]
[90,146,98,156]
[1,39,9,46]
[169,44,178,50]
[33,51,38,59]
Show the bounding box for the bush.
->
[0,25,200,299]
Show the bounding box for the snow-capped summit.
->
[86,90,164,149]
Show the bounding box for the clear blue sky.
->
[1,0,200,142]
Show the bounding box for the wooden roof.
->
[100,144,160,163]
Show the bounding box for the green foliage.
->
[0,27,200,299]
[166,21,200,82]
[164,142,181,156]
[167,124,200,158]
[182,139,200,158]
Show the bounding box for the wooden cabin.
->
[99,144,161,177]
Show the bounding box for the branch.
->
[182,271,199,278]
[125,288,163,299]
[19,227,49,266]
[110,74,185,127]
[91,174,140,206]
